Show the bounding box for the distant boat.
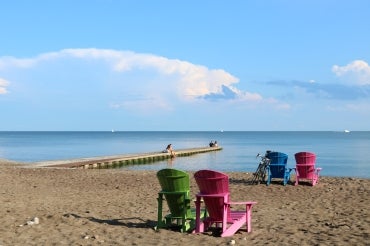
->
[344,130,350,133]
[111,129,115,133]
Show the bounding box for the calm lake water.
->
[0,131,369,178]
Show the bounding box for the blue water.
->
[0,131,369,178]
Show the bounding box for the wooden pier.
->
[39,146,222,169]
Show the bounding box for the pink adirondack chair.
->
[194,169,257,237]
[294,152,322,186]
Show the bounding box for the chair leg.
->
[294,168,299,185]
[266,175,271,186]
[246,203,253,232]
[222,205,228,234]
[156,194,165,229]
[312,175,317,186]
[181,216,189,233]
[195,197,204,233]
[181,200,188,232]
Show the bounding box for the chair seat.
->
[202,211,245,226]
[228,211,246,222]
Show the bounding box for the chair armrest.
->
[226,201,257,205]
[196,192,229,198]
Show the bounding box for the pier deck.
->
[36,146,222,169]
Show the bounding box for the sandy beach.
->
[0,159,369,245]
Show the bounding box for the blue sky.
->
[1,0,369,131]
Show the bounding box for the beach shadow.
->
[63,213,157,228]
[293,181,315,186]
[229,177,301,186]
[229,177,264,186]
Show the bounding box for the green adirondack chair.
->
[156,168,201,232]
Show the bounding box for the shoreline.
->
[1,160,369,245]
[2,157,369,179]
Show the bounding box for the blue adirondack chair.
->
[265,152,292,185]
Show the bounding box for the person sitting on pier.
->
[209,141,218,147]
[165,144,176,158]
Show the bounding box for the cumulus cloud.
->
[0,78,9,94]
[0,49,240,100]
[62,49,243,101]
[202,85,263,101]
[332,60,370,86]
[0,48,276,112]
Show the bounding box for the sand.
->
[0,159,369,245]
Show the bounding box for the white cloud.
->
[0,48,240,100]
[0,78,10,94]
[228,86,263,101]
[0,57,36,69]
[332,60,370,85]
[0,48,288,112]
